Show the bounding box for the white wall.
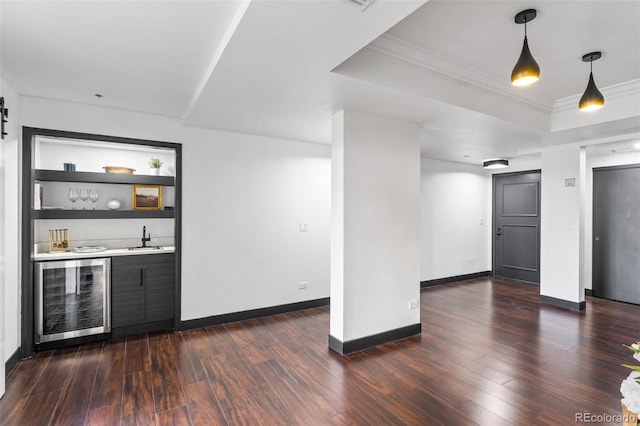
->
[420,158,491,281]
[35,139,176,175]
[1,77,21,397]
[583,150,640,290]
[331,110,420,342]
[179,125,330,319]
[540,144,583,303]
[18,96,331,324]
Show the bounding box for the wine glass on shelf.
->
[68,189,78,209]
[89,189,98,210]
[79,188,89,209]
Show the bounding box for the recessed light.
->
[483,159,509,169]
[634,142,640,150]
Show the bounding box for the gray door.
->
[493,171,541,283]
[592,165,640,304]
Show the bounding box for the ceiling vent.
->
[349,0,375,11]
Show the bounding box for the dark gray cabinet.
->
[111,253,175,331]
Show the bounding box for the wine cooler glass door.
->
[35,258,111,344]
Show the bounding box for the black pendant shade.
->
[579,52,604,111]
[511,36,540,87]
[511,9,540,87]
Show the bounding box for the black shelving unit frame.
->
[35,169,175,186]
[21,127,183,357]
[33,210,174,219]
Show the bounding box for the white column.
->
[330,110,421,354]
[540,144,585,309]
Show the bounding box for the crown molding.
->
[366,33,554,113]
[553,78,640,112]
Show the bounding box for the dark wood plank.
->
[10,389,60,425]
[124,334,150,374]
[122,370,155,416]
[121,409,156,426]
[201,355,266,424]
[0,351,53,423]
[458,400,513,426]
[149,337,185,412]
[90,338,126,409]
[245,382,295,424]
[86,403,122,426]
[169,331,208,385]
[155,405,192,426]
[182,381,228,426]
[49,342,103,426]
[31,346,78,395]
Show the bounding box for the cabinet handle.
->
[141,268,146,287]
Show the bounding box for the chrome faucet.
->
[141,226,151,247]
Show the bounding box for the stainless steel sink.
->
[126,246,164,251]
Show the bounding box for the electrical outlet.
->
[299,222,309,232]
[409,300,418,309]
[298,281,308,290]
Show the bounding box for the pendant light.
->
[511,9,540,87]
[579,52,604,111]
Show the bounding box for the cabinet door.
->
[111,257,145,327]
[144,254,175,322]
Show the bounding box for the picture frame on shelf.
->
[132,184,162,210]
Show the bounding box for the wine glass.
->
[89,189,98,210]
[79,188,89,209]
[68,189,78,209]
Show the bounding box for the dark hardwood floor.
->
[2,277,638,425]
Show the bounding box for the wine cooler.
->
[35,258,111,344]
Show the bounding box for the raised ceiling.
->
[1,0,639,164]
[386,1,640,104]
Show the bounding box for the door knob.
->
[496,227,502,237]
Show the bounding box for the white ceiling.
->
[1,0,639,165]
[0,0,244,117]
[183,0,425,142]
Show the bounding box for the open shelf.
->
[33,209,174,219]
[34,170,175,186]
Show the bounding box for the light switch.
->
[299,222,309,232]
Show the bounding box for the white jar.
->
[107,199,121,210]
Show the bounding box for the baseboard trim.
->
[5,347,20,377]
[539,295,586,311]
[177,297,330,331]
[421,271,491,288]
[328,323,422,355]
[585,289,593,296]
[112,319,175,338]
